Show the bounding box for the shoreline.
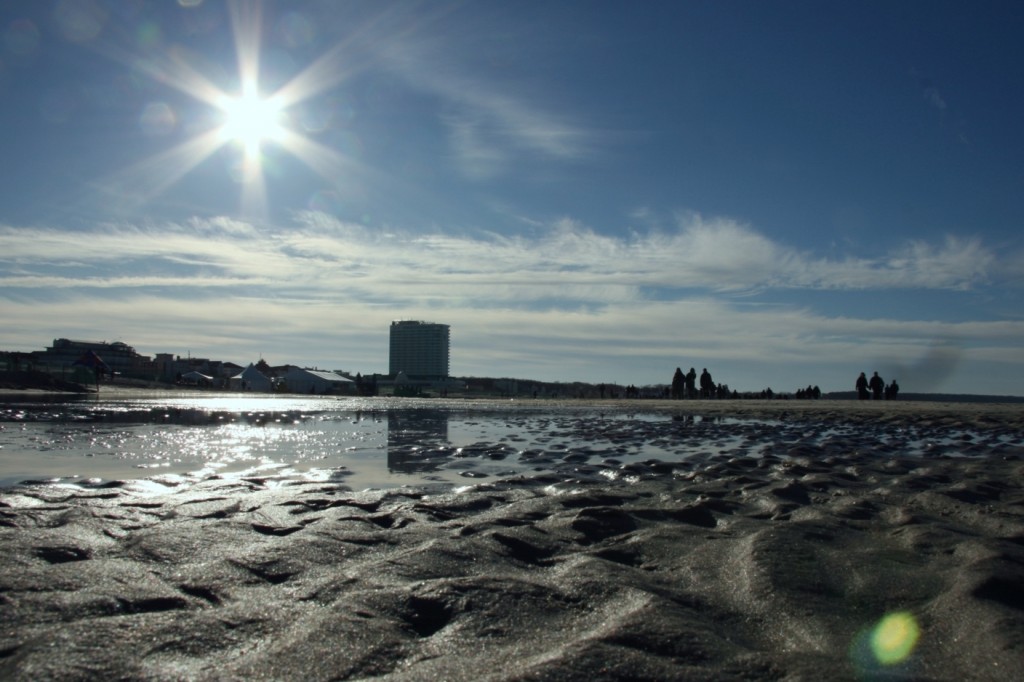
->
[4,385,1024,429]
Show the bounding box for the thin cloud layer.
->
[0,213,999,302]
[372,32,593,179]
[1,284,1021,394]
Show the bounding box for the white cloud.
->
[883,236,993,289]
[0,213,1005,302]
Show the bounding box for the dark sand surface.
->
[1,401,1023,680]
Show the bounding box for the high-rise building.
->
[388,321,450,379]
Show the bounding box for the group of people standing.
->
[668,366,902,400]
[856,371,900,400]
[670,367,718,399]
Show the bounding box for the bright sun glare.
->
[217,83,285,157]
[117,0,353,218]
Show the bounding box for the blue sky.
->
[1,0,1023,395]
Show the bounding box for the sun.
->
[111,0,355,218]
[217,82,286,158]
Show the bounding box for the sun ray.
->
[148,46,233,110]
[104,128,227,206]
[238,153,270,220]
[275,128,360,181]
[87,35,228,111]
[270,41,362,111]
[228,0,264,95]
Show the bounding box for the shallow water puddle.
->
[2,396,1019,492]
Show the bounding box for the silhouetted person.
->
[685,367,697,399]
[671,367,685,399]
[700,368,714,398]
[869,371,885,400]
[856,372,869,400]
[886,379,900,400]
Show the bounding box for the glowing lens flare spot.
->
[218,90,285,155]
[870,611,920,665]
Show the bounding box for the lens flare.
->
[53,0,107,43]
[870,611,920,665]
[139,101,176,136]
[5,19,41,56]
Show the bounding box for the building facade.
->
[388,321,450,379]
[34,338,155,379]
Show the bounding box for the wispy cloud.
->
[371,35,592,178]
[924,85,947,111]
[442,114,508,179]
[910,68,948,112]
[0,213,1002,301]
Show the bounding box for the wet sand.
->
[1,400,1022,680]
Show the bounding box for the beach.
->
[1,398,1022,680]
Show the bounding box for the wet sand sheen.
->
[0,399,1022,680]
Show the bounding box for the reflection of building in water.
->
[389,321,450,379]
[386,410,451,473]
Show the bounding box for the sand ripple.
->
[1,408,1023,680]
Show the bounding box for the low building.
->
[179,370,214,387]
[229,363,274,392]
[155,353,238,386]
[281,367,355,395]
